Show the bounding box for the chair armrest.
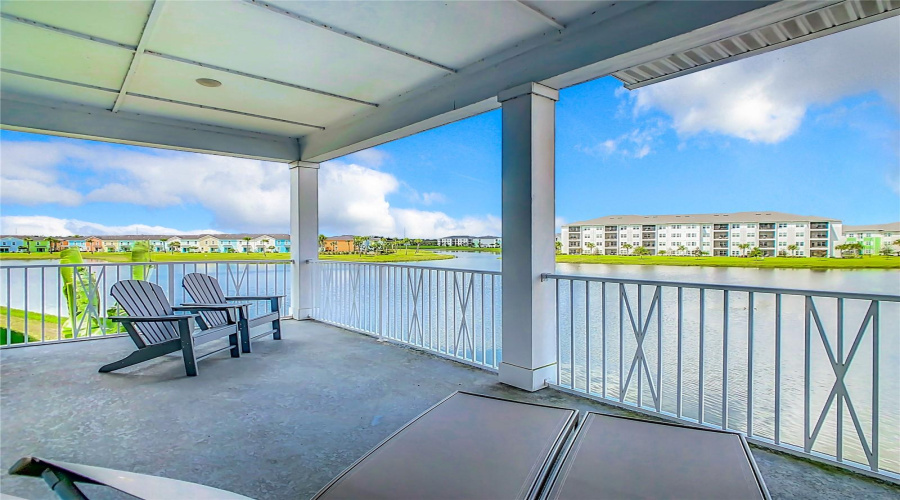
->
[174,304,250,311]
[9,456,253,499]
[109,315,197,323]
[225,295,284,300]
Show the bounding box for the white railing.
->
[545,273,900,482]
[0,260,292,347]
[310,261,502,370]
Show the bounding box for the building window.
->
[731,224,741,229]
[778,223,787,228]
[796,232,804,237]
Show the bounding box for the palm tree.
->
[242,236,253,253]
[737,243,751,257]
[555,241,562,254]
[352,236,364,254]
[318,234,327,252]
[585,242,596,254]
[22,237,32,254]
[622,243,633,255]
[260,239,270,255]
[879,246,893,257]
[692,247,702,257]
[331,241,338,253]
[677,244,686,256]
[633,246,649,258]
[401,238,411,253]
[414,239,423,254]
[658,250,666,256]
[892,239,900,257]
[787,244,798,257]
[749,247,764,259]
[169,241,181,253]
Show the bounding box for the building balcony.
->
[811,233,829,239]
[642,233,656,239]
[759,224,776,230]
[811,223,829,230]
[714,225,730,230]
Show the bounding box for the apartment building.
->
[437,235,502,247]
[561,212,841,258]
[842,222,900,255]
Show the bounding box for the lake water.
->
[2,253,898,473]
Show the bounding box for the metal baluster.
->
[837,297,843,462]
[723,289,729,429]
[444,270,448,354]
[804,296,812,453]
[699,288,705,423]
[586,282,591,394]
[601,281,606,399]
[871,300,879,471]
[23,267,28,344]
[677,287,683,418]
[41,267,45,342]
[570,279,574,389]
[656,287,662,412]
[619,283,624,402]
[491,274,496,368]
[747,291,754,436]
[6,269,11,345]
[638,284,643,407]
[57,266,62,341]
[556,279,561,384]
[775,293,782,444]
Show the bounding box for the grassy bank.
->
[419,246,501,253]
[1,250,453,263]
[556,255,900,269]
[0,307,62,345]
[320,250,453,262]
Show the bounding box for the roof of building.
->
[843,222,900,233]
[325,235,355,241]
[567,211,841,227]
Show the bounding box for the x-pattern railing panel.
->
[546,273,899,482]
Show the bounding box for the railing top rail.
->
[542,273,900,302]
[309,259,501,276]
[0,260,293,269]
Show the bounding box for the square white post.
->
[290,160,319,319]
[497,82,559,391]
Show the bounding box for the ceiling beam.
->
[1,92,301,162]
[112,0,167,112]
[241,0,457,73]
[299,1,783,162]
[0,12,375,107]
[510,1,565,30]
[2,69,325,130]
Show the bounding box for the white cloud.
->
[628,17,900,144]
[319,161,499,237]
[1,139,499,238]
[0,215,220,237]
[577,123,664,159]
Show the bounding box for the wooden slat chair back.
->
[182,273,282,353]
[111,280,179,346]
[182,273,230,328]
[101,280,242,376]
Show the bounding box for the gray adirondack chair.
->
[101,280,244,376]
[182,273,282,353]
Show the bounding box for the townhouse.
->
[561,212,842,258]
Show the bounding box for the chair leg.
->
[271,297,282,340]
[98,341,180,373]
[229,333,241,358]
[179,321,198,376]
[239,307,251,353]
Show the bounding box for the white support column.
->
[290,160,319,320]
[497,82,559,392]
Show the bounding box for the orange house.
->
[323,235,355,253]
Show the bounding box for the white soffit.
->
[613,0,900,89]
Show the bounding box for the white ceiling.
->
[1,1,891,162]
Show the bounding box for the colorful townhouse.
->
[0,236,24,253]
[842,223,900,255]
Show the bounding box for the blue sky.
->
[2,18,898,237]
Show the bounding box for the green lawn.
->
[555,255,900,269]
[0,306,63,345]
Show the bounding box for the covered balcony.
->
[2,320,898,499]
[2,0,899,497]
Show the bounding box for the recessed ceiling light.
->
[196,78,222,88]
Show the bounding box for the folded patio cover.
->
[313,392,578,500]
[541,412,769,500]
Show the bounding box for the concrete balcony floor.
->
[1,320,897,499]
